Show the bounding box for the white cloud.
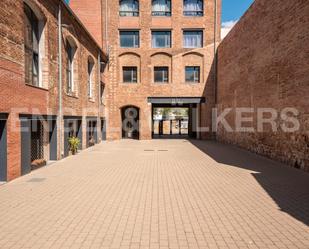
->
[221,20,238,39]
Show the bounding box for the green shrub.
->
[68,136,80,155]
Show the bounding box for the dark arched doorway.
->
[121,106,139,139]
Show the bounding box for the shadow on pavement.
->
[189,139,309,226]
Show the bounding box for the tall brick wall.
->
[217,0,309,171]
[69,0,102,46]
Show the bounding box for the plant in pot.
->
[68,136,80,155]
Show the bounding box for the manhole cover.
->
[27,178,46,183]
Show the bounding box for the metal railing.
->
[152,11,171,16]
[119,11,139,17]
[183,11,203,16]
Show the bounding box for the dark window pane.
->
[119,0,139,16]
[120,31,139,48]
[100,84,105,103]
[32,53,39,86]
[24,3,40,86]
[88,60,94,97]
[154,67,168,83]
[152,31,171,48]
[66,44,74,92]
[185,66,200,83]
[183,31,203,48]
[24,49,32,84]
[152,0,171,16]
[123,67,137,83]
[183,0,203,16]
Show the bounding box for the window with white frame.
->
[88,58,94,98]
[119,0,139,16]
[183,30,203,48]
[152,31,171,48]
[183,0,203,16]
[120,31,139,48]
[66,40,77,94]
[152,0,171,16]
[185,66,200,83]
[24,3,40,87]
[154,67,169,83]
[123,67,137,83]
[100,83,105,103]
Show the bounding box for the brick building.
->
[0,0,107,181]
[70,0,221,140]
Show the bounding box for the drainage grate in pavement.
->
[27,178,46,183]
[158,150,168,152]
[144,149,155,151]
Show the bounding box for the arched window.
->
[152,0,171,16]
[66,38,77,94]
[24,3,40,86]
[87,57,95,98]
[119,0,139,16]
[183,0,203,16]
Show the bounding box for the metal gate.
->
[30,120,44,161]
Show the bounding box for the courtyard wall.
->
[217,0,309,171]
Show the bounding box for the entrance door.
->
[121,106,139,139]
[152,106,190,138]
[20,118,31,175]
[87,120,97,147]
[49,119,57,160]
[64,118,82,157]
[101,119,106,141]
[0,120,7,181]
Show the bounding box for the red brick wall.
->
[69,0,102,46]
[0,0,49,180]
[217,0,309,171]
[0,0,105,181]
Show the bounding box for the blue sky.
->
[221,0,254,38]
[222,0,254,22]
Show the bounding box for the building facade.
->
[0,0,107,181]
[70,0,221,140]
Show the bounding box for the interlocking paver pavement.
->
[0,140,308,249]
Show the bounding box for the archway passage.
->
[152,106,190,138]
[121,106,139,139]
[148,97,205,139]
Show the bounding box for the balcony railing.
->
[119,11,139,17]
[152,11,171,17]
[183,11,203,16]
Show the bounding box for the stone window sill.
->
[66,92,79,99]
[25,84,49,91]
[185,81,200,84]
[88,97,95,103]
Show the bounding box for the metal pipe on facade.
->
[98,53,101,141]
[58,2,63,158]
[214,0,218,104]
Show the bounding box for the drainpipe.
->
[213,0,218,139]
[58,3,63,158]
[105,0,108,51]
[98,53,101,141]
[214,0,218,104]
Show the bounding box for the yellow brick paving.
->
[0,140,308,249]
